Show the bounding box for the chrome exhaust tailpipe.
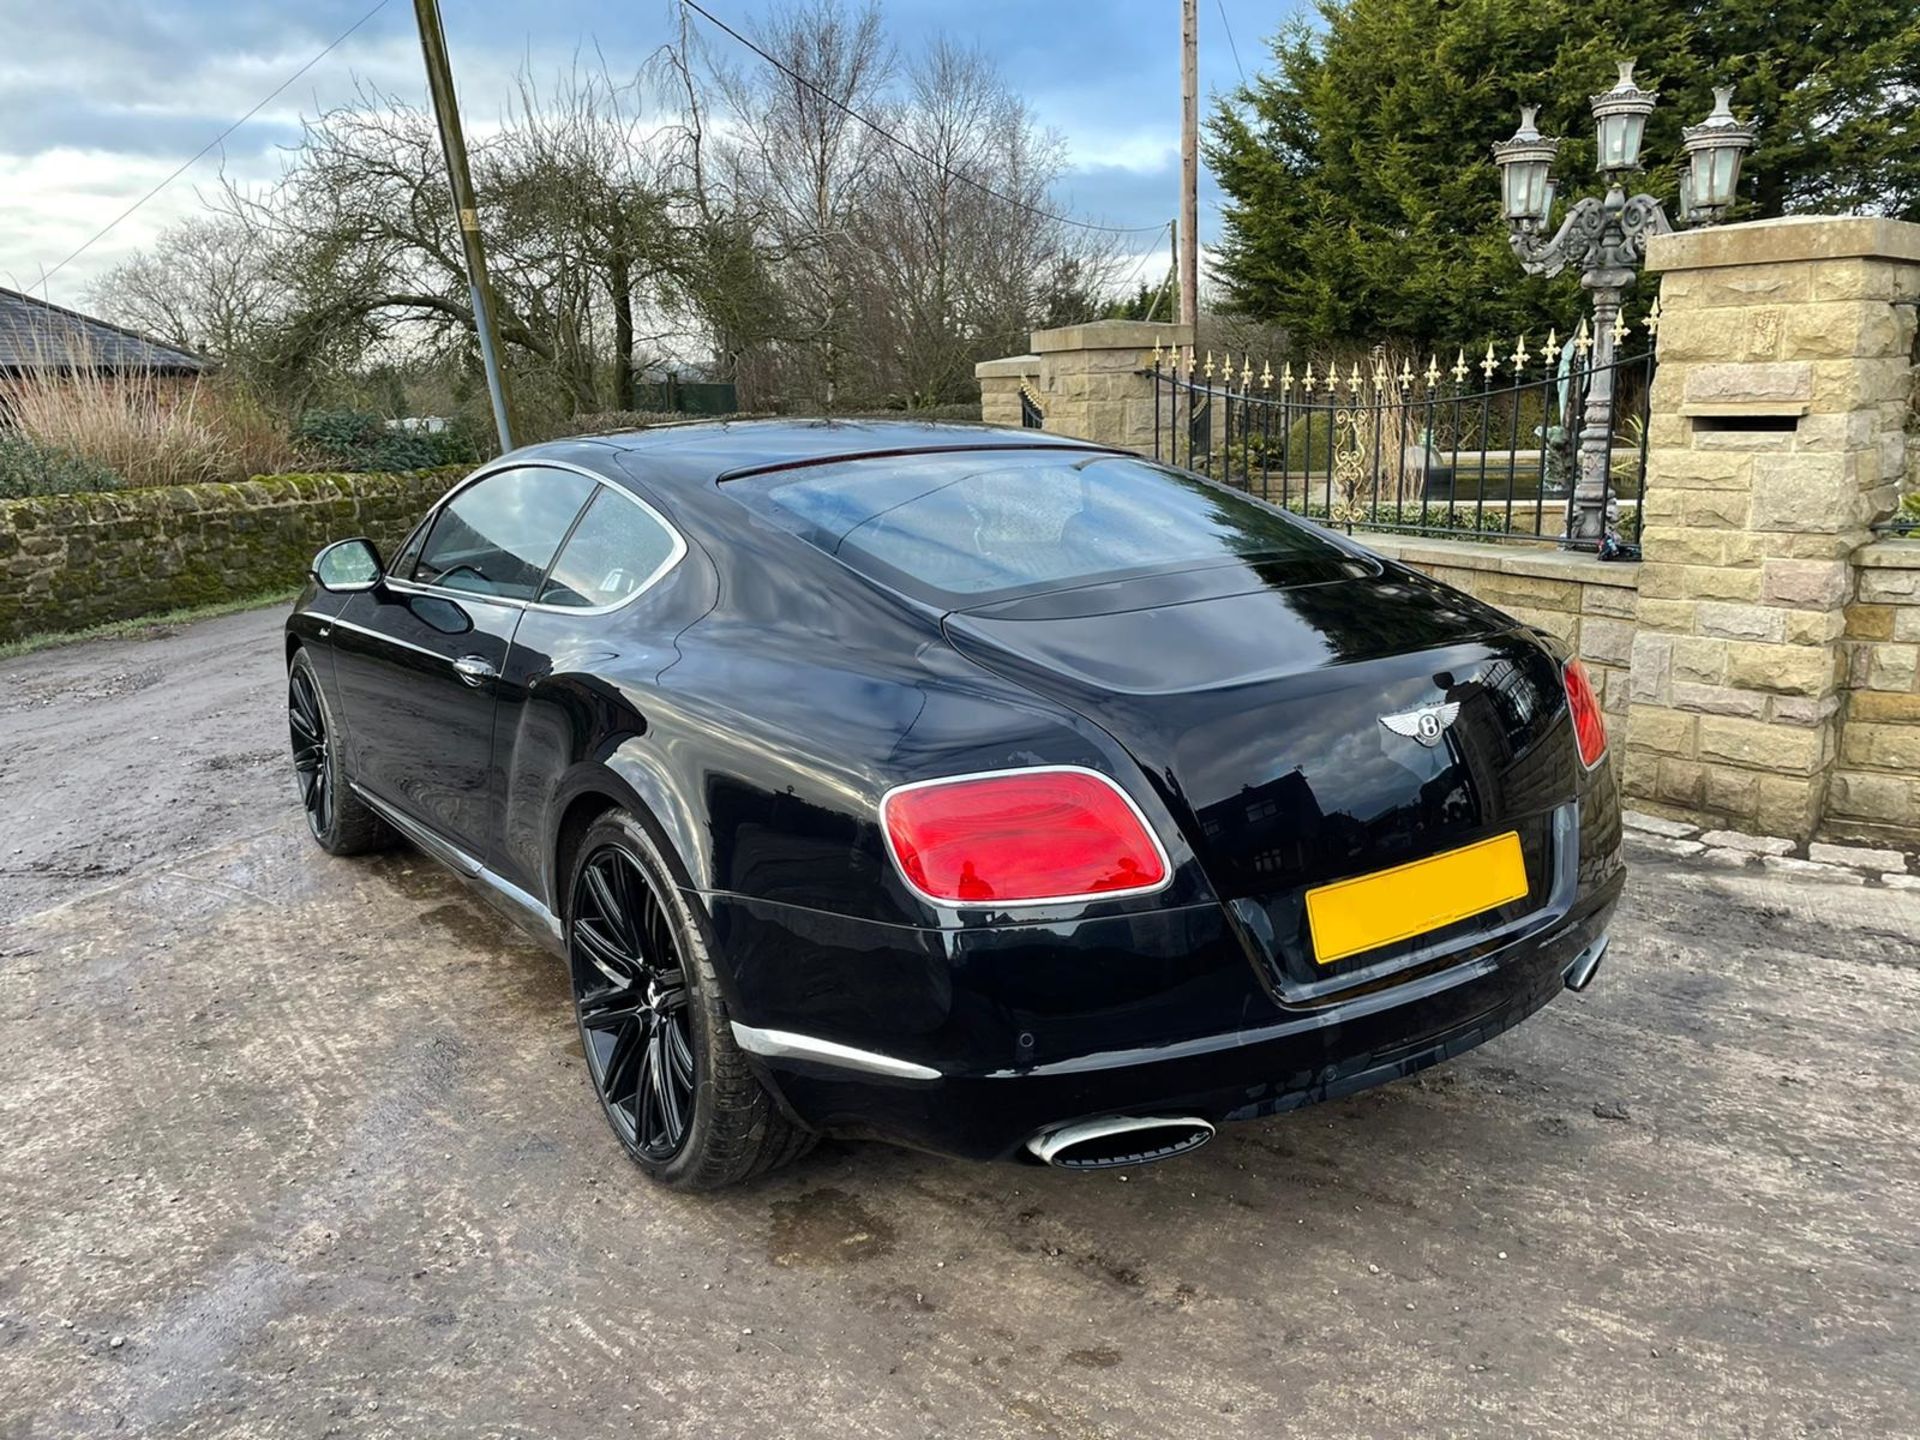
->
[1026,1115,1215,1171]
[1564,933,1611,992]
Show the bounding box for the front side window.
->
[538,487,681,608]
[413,466,596,600]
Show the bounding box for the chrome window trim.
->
[877,764,1176,912]
[397,456,688,616]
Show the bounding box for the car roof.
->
[556,418,1117,486]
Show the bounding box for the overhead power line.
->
[679,0,1166,238]
[31,0,395,296]
[1215,0,1247,85]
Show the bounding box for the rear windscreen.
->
[727,449,1357,606]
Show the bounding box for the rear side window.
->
[538,487,681,609]
[414,466,595,600]
[727,449,1355,605]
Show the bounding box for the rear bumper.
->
[709,870,1623,1162]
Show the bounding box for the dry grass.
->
[0,329,296,488]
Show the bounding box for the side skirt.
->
[351,782,565,953]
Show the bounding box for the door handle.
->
[452,654,498,687]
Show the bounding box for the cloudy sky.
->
[0,0,1291,312]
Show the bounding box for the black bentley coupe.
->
[286,421,1623,1188]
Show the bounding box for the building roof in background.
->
[0,286,207,374]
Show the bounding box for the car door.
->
[487,480,690,901]
[328,463,597,859]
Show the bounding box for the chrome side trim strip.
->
[349,783,562,943]
[729,1024,941,1081]
[353,783,481,875]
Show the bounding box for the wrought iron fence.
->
[1150,328,1656,555]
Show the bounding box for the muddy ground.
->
[1,604,1916,1438]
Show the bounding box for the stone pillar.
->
[974,320,1192,453]
[1626,217,1920,840]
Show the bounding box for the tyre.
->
[287,648,392,856]
[566,810,813,1189]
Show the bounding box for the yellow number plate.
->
[1305,832,1529,965]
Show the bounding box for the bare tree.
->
[92,3,1129,425]
[852,39,1115,406]
[713,0,892,407]
[92,216,280,360]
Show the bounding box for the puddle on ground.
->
[419,902,511,951]
[371,857,463,903]
[768,1187,897,1267]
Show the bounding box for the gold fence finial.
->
[1348,361,1363,395]
[1184,345,1196,373]
[1573,317,1592,357]
[1241,354,1254,387]
[1646,295,1662,336]
[1280,361,1294,394]
[1398,358,1414,389]
[1260,359,1273,391]
[1424,355,1441,388]
[1151,338,1164,366]
[1613,309,1630,344]
[1204,350,1215,381]
[1303,361,1317,394]
[1512,333,1530,372]
[1480,342,1498,381]
[1543,327,1560,367]
[1452,349,1468,384]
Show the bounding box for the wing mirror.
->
[311,537,385,594]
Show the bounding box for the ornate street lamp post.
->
[1493,62,1755,549]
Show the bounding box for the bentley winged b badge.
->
[1379,701,1461,748]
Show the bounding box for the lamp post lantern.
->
[1493,61,1756,549]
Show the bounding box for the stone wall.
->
[0,468,463,643]
[1626,217,1919,840]
[1831,540,1920,847]
[1354,534,1639,733]
[977,320,1191,452]
[971,220,1920,847]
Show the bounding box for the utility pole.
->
[413,0,516,452]
[1179,0,1199,332]
[1168,217,1179,318]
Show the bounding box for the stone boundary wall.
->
[1832,539,1920,847]
[977,319,1193,452]
[1626,217,1918,840]
[0,468,464,642]
[1353,533,1640,735]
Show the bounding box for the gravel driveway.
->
[2,603,1916,1438]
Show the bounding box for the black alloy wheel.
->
[289,662,334,838]
[570,844,699,1162]
[286,649,390,857]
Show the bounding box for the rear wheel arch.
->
[546,758,709,919]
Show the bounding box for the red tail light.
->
[1564,660,1608,769]
[881,767,1170,906]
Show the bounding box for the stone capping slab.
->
[1029,319,1192,354]
[1856,539,1920,569]
[974,354,1038,379]
[1351,531,1641,588]
[1647,215,1920,272]
[1680,401,1811,418]
[1623,811,1918,879]
[1624,810,1699,838]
